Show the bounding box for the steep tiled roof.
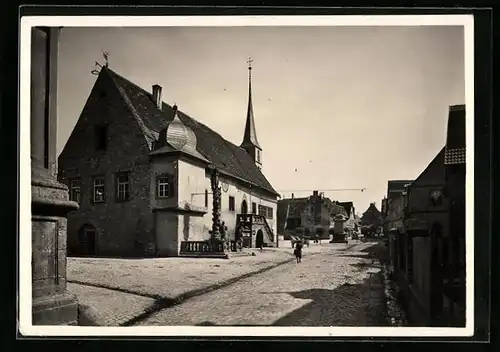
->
[103,67,278,196]
[445,104,466,166]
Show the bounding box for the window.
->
[93,177,105,203]
[228,196,235,211]
[69,179,81,203]
[157,174,173,198]
[95,124,108,150]
[116,172,130,201]
[257,205,274,219]
[256,150,261,163]
[205,189,209,208]
[258,204,265,216]
[252,202,257,214]
[267,207,273,219]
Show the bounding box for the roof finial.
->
[103,50,109,68]
[247,56,253,78]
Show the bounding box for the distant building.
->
[277,191,332,239]
[383,180,413,235]
[58,64,279,257]
[361,202,382,231]
[338,201,356,231]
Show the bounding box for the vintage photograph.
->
[21,15,472,336]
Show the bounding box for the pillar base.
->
[31,165,79,326]
[32,291,78,326]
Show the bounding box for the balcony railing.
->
[180,241,224,254]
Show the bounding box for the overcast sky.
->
[56,25,465,213]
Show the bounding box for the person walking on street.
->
[294,240,303,263]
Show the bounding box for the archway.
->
[78,224,97,256]
[256,229,264,248]
[241,199,248,214]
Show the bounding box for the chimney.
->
[152,84,162,110]
[291,193,294,199]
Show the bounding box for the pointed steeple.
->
[240,57,261,150]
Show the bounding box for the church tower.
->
[240,57,262,169]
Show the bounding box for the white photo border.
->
[18,14,475,337]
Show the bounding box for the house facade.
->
[58,65,279,257]
[382,180,413,235]
[388,104,466,327]
[338,201,356,232]
[360,202,382,234]
[277,191,332,239]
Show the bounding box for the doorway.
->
[78,224,97,256]
[256,229,264,248]
[241,199,248,214]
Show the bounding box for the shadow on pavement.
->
[271,274,389,326]
[194,274,388,327]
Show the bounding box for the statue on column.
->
[209,165,222,243]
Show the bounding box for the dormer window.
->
[256,149,261,163]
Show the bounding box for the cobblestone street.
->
[135,242,389,326]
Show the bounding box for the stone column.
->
[209,165,221,241]
[31,26,79,325]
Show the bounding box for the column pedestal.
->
[32,165,79,325]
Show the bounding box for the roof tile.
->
[104,68,278,196]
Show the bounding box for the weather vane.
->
[247,57,253,70]
[90,50,110,75]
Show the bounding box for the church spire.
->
[240,57,261,150]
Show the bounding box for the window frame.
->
[115,171,131,202]
[228,196,235,212]
[69,178,81,204]
[92,175,106,204]
[156,173,174,199]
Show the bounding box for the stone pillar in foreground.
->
[31,26,79,325]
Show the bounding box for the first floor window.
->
[258,205,266,216]
[116,172,130,201]
[252,202,257,214]
[93,177,105,203]
[157,174,173,198]
[69,179,81,203]
[267,206,273,219]
[228,196,235,211]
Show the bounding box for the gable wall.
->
[58,72,154,256]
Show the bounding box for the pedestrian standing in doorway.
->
[294,240,303,263]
